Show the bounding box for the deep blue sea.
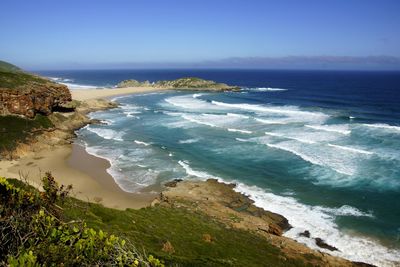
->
[38,69,400,266]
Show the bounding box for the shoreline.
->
[1,86,398,266]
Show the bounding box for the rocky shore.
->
[157,179,374,267]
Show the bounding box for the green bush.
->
[0,174,162,266]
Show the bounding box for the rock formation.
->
[0,68,71,118]
[117,77,240,91]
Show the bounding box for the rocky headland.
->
[0,63,72,118]
[117,77,240,91]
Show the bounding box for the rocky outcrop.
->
[117,77,240,91]
[0,72,72,118]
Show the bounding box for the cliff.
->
[0,62,71,118]
[117,77,240,91]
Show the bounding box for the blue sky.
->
[1,0,400,70]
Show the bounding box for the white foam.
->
[134,140,151,146]
[179,138,199,144]
[362,123,400,133]
[235,138,249,142]
[265,131,316,144]
[228,128,252,134]
[178,160,215,180]
[211,100,329,123]
[226,113,250,119]
[251,87,288,92]
[234,183,399,267]
[165,95,223,111]
[192,93,203,98]
[60,81,99,90]
[86,127,124,141]
[255,118,288,125]
[182,114,218,128]
[328,144,374,155]
[305,124,351,135]
[265,142,354,175]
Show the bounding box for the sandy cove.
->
[0,87,165,209]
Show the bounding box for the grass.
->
[62,198,312,267]
[0,71,50,90]
[0,114,53,153]
[0,60,21,73]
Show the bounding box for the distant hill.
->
[0,60,22,73]
[117,77,240,91]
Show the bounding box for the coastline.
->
[71,86,168,101]
[0,86,397,266]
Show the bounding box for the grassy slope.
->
[0,60,21,73]
[63,198,314,267]
[0,115,53,152]
[0,70,50,90]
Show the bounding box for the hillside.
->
[0,60,21,73]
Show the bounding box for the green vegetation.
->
[0,71,50,90]
[116,77,239,90]
[0,174,162,266]
[0,115,54,153]
[0,175,314,267]
[63,200,310,266]
[0,60,21,73]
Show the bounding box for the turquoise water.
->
[48,69,400,266]
[76,90,400,266]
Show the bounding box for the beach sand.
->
[0,143,156,209]
[71,86,165,101]
[0,87,164,209]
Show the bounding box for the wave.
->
[362,123,400,133]
[134,140,151,146]
[228,128,252,134]
[48,76,74,82]
[86,127,124,142]
[328,144,374,155]
[235,138,249,142]
[181,114,218,128]
[226,113,250,119]
[211,100,329,123]
[60,81,99,89]
[255,118,288,125]
[234,183,398,267]
[305,124,351,135]
[176,159,396,266]
[265,142,354,175]
[165,95,223,111]
[249,87,288,92]
[179,138,199,144]
[178,160,217,180]
[192,93,203,98]
[265,131,316,144]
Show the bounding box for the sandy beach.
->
[0,87,163,209]
[71,86,165,101]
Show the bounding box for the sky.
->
[1,0,400,70]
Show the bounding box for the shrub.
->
[0,174,163,266]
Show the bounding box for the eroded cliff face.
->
[0,73,71,118]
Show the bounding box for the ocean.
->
[37,69,400,266]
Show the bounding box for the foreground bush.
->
[0,173,163,266]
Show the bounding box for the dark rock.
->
[299,230,311,238]
[0,80,71,118]
[315,238,338,251]
[164,179,183,188]
[352,261,377,267]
